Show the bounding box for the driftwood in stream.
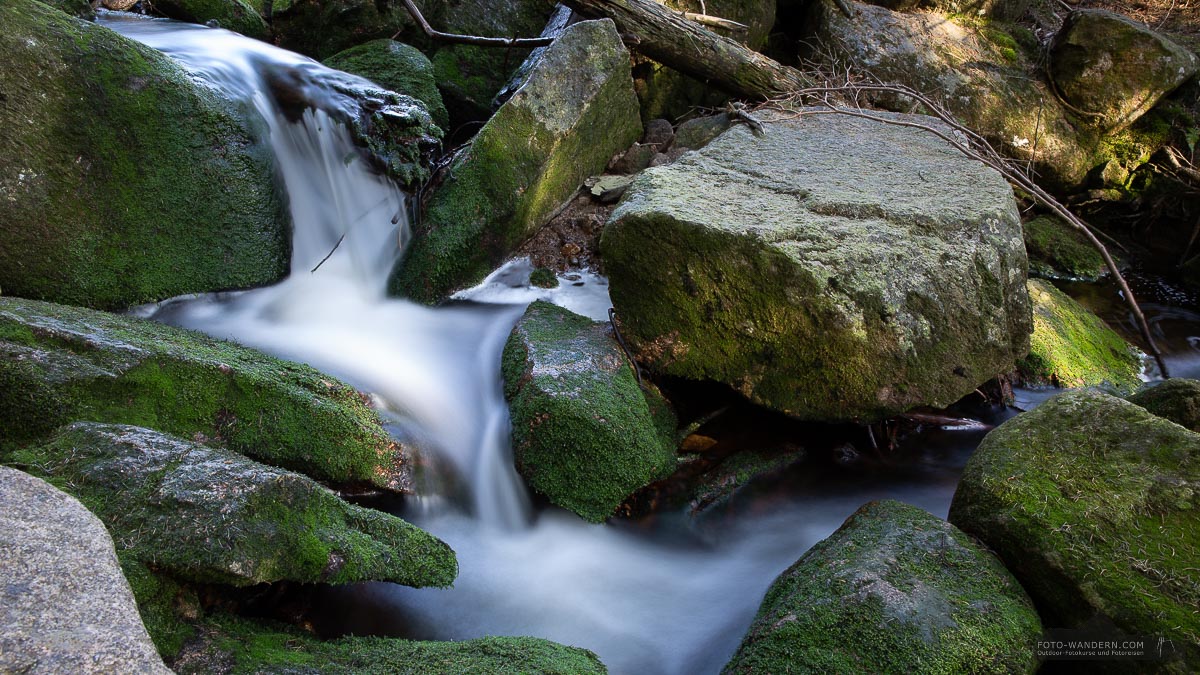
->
[560,0,811,98]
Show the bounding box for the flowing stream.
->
[97,14,1196,674]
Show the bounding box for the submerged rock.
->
[389,19,642,303]
[0,297,408,491]
[502,301,676,523]
[0,0,289,310]
[724,500,1041,674]
[603,109,1030,422]
[153,0,270,39]
[949,390,1199,667]
[0,466,171,675]
[1049,10,1199,133]
[1019,279,1142,392]
[14,423,456,588]
[1128,378,1200,433]
[173,613,607,674]
[324,39,450,131]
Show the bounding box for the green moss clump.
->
[175,613,607,674]
[1018,279,1142,392]
[389,20,642,303]
[1023,215,1109,280]
[14,423,457,588]
[120,560,199,660]
[502,302,677,522]
[529,267,558,288]
[949,390,1200,666]
[152,0,270,39]
[324,40,449,130]
[724,500,1041,674]
[1128,378,1200,432]
[0,0,290,310]
[40,0,94,18]
[0,297,405,490]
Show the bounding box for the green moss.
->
[121,560,198,660]
[270,0,421,59]
[0,0,289,310]
[184,613,607,674]
[1018,279,1142,392]
[725,500,1041,674]
[13,423,456,588]
[1023,215,1109,280]
[39,0,94,18]
[1128,378,1200,433]
[949,390,1199,665]
[0,297,403,490]
[502,302,677,522]
[529,267,558,288]
[324,40,449,130]
[153,0,270,39]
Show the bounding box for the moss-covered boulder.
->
[269,0,421,60]
[1129,378,1200,433]
[152,0,270,39]
[13,423,456,588]
[0,466,172,675]
[0,297,407,490]
[806,1,1161,190]
[172,613,607,674]
[324,39,449,131]
[949,390,1199,666]
[602,109,1031,422]
[724,500,1041,674]
[1019,279,1142,392]
[1049,10,1199,133]
[502,302,677,523]
[389,20,642,303]
[1023,215,1110,281]
[0,0,289,310]
[42,0,95,18]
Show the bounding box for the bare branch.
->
[397,0,555,47]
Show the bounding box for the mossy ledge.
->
[0,297,407,490]
[0,0,290,310]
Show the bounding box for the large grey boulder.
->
[0,0,289,311]
[389,19,642,303]
[13,423,457,588]
[0,466,171,674]
[501,301,677,522]
[949,390,1199,669]
[0,297,408,491]
[1050,10,1199,132]
[724,500,1041,674]
[602,109,1031,422]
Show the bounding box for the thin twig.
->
[310,233,345,273]
[609,308,643,386]
[397,0,555,47]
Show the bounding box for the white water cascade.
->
[102,14,988,674]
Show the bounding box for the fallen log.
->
[559,0,811,99]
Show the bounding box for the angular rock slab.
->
[949,390,1199,667]
[0,466,172,675]
[724,500,1041,674]
[0,297,406,491]
[502,301,676,522]
[14,423,456,588]
[0,0,288,310]
[603,110,1031,422]
[1050,9,1199,132]
[390,19,642,303]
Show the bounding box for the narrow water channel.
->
[100,13,1197,674]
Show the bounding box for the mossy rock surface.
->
[0,297,407,490]
[153,0,270,39]
[1023,215,1109,281]
[724,500,1042,674]
[502,302,677,523]
[389,20,642,303]
[41,0,94,18]
[1019,279,1142,392]
[0,0,289,310]
[1129,378,1200,433]
[1049,9,1199,132]
[269,0,424,59]
[0,466,172,674]
[949,389,1200,667]
[324,39,449,130]
[13,423,456,588]
[171,613,607,674]
[603,109,1030,422]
